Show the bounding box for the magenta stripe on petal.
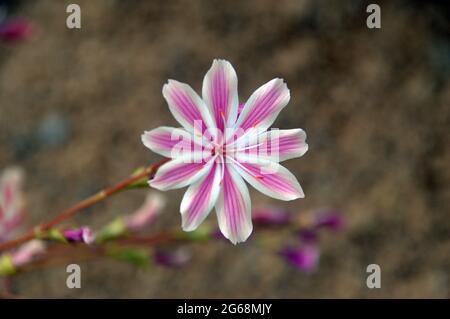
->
[181,162,221,231]
[171,90,204,129]
[155,163,202,185]
[231,157,304,201]
[212,67,228,131]
[150,157,213,191]
[142,127,207,159]
[215,164,252,244]
[252,129,308,162]
[202,60,238,134]
[236,79,290,133]
[163,80,214,135]
[241,163,297,194]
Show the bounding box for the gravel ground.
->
[0,0,448,298]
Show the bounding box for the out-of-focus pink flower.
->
[0,18,33,42]
[0,167,25,242]
[125,192,166,232]
[142,59,308,244]
[63,226,96,244]
[11,240,46,267]
[298,229,318,243]
[154,248,191,268]
[279,245,319,272]
[314,211,344,231]
[297,211,344,244]
[252,208,291,226]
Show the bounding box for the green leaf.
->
[126,179,150,190]
[96,218,127,243]
[45,229,68,243]
[0,254,16,276]
[126,167,150,190]
[106,247,150,267]
[177,224,213,241]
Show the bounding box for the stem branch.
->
[0,158,169,252]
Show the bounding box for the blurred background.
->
[0,0,449,298]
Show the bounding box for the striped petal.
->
[231,157,304,201]
[149,156,214,191]
[142,126,209,159]
[162,80,215,136]
[180,162,222,231]
[202,59,239,134]
[215,163,252,244]
[232,129,308,162]
[0,167,25,240]
[234,78,290,134]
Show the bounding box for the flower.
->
[279,245,319,272]
[313,211,344,231]
[252,207,292,226]
[96,192,166,242]
[0,18,33,42]
[125,192,166,232]
[297,211,344,243]
[153,248,191,268]
[298,229,319,244]
[0,167,25,242]
[63,226,96,244]
[142,59,308,244]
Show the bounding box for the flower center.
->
[211,144,226,157]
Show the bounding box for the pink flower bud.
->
[314,211,344,231]
[154,248,191,268]
[125,192,166,232]
[63,226,96,244]
[252,208,291,226]
[11,240,46,267]
[0,167,25,242]
[279,245,319,272]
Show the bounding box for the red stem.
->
[0,158,169,252]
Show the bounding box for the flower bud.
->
[154,248,191,268]
[279,245,319,272]
[63,226,96,244]
[252,208,291,226]
[125,192,166,232]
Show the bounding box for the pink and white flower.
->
[0,167,26,242]
[142,59,308,244]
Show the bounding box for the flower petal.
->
[149,156,214,191]
[0,167,25,240]
[234,78,290,134]
[141,126,209,159]
[215,163,252,244]
[202,59,239,133]
[162,80,215,136]
[231,157,304,201]
[180,162,222,231]
[231,129,308,162]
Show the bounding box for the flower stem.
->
[0,158,169,252]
